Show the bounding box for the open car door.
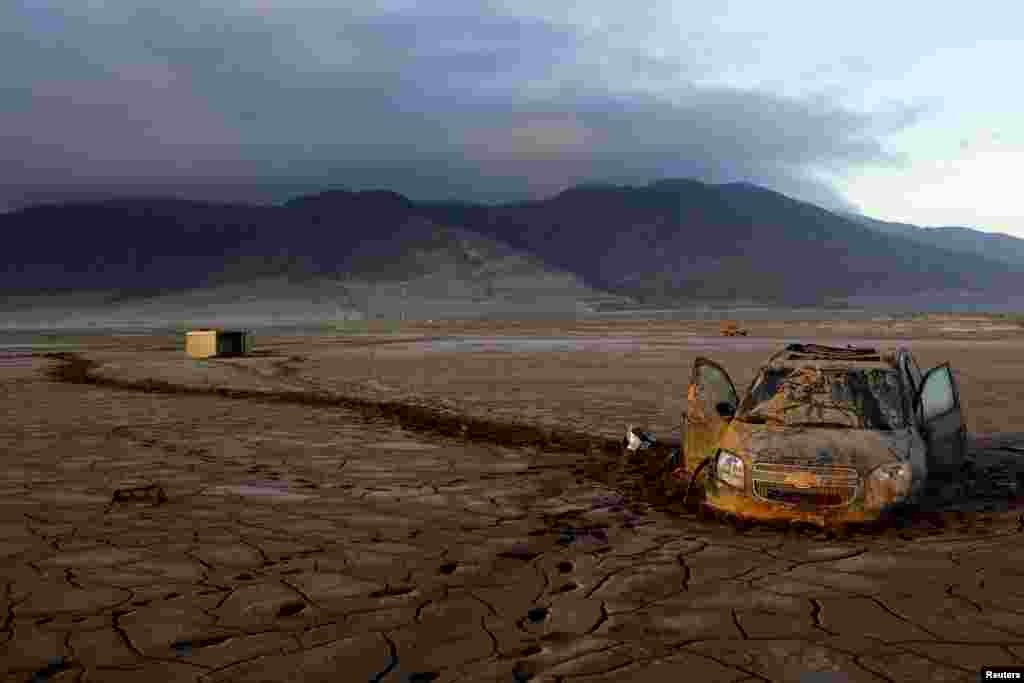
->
[917,363,966,476]
[684,358,739,475]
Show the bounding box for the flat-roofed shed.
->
[185,330,253,359]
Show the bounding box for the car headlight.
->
[866,462,913,502]
[871,462,911,483]
[716,450,745,489]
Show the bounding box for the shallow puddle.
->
[386,335,923,355]
[204,481,316,502]
[369,441,440,451]
[392,336,645,354]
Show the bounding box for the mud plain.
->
[2,317,1024,682]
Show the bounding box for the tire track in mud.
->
[42,351,622,456]
[40,352,704,533]
[42,351,1024,539]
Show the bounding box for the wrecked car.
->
[682,343,967,524]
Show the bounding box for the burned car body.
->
[683,344,967,524]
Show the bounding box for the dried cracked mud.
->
[3,324,1024,682]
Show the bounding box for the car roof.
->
[766,343,900,371]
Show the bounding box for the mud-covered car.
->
[683,343,967,524]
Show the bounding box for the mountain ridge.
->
[839,211,1024,268]
[3,179,1023,314]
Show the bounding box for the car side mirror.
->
[715,402,736,419]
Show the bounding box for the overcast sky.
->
[3,1,1022,237]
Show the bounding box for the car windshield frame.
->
[736,365,909,431]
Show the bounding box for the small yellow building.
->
[185,330,254,359]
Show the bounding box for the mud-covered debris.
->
[111,483,168,505]
[963,461,1024,501]
[624,425,657,452]
[721,321,748,336]
[668,448,681,467]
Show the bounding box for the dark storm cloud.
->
[1,1,922,210]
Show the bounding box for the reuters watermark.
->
[982,668,1024,680]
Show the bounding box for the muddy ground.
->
[2,318,1024,682]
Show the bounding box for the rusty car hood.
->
[719,419,914,473]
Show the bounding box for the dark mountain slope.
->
[415,179,1023,305]
[1,199,291,296]
[843,212,1024,269]
[3,179,1022,309]
[0,191,603,308]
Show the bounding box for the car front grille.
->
[751,462,860,508]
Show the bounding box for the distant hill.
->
[0,199,291,296]
[3,180,1023,317]
[0,192,620,322]
[416,179,1024,306]
[840,212,1024,269]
